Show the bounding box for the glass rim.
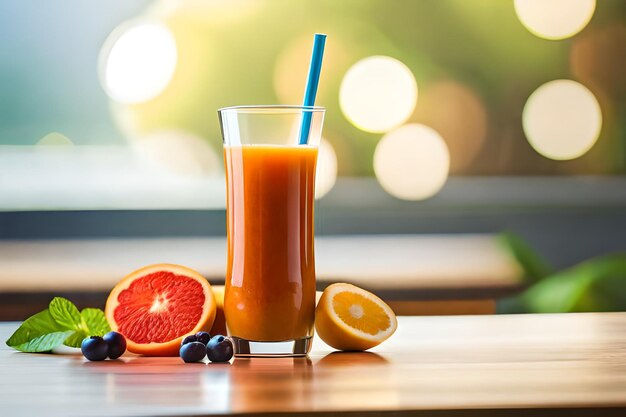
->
[218,105,325,113]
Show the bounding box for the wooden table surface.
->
[1,313,626,417]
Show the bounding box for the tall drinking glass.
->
[218,105,325,357]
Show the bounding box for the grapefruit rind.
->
[209,285,227,336]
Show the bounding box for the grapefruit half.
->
[105,264,216,356]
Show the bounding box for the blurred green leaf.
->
[498,233,626,314]
[498,232,553,284]
[522,254,626,313]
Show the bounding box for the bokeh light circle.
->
[411,81,487,172]
[100,21,178,104]
[514,0,596,40]
[340,56,417,133]
[570,24,626,96]
[315,138,338,199]
[522,79,602,161]
[36,132,73,146]
[374,124,449,201]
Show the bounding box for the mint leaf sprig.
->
[6,297,111,353]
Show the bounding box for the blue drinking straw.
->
[299,33,327,145]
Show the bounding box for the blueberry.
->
[180,341,207,363]
[180,334,197,346]
[195,331,211,345]
[206,335,233,363]
[81,336,109,361]
[103,331,127,359]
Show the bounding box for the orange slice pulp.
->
[315,283,397,351]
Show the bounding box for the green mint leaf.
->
[5,299,111,353]
[49,297,82,330]
[81,308,111,336]
[15,331,74,353]
[63,309,110,348]
[64,309,110,348]
[6,309,73,352]
[63,330,88,348]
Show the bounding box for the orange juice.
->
[223,145,318,342]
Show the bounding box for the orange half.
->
[105,264,216,356]
[315,283,397,351]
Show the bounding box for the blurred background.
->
[0,0,625,317]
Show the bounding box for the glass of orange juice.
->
[218,105,325,357]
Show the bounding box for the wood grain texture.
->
[1,313,626,416]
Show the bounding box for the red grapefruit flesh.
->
[105,264,216,356]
